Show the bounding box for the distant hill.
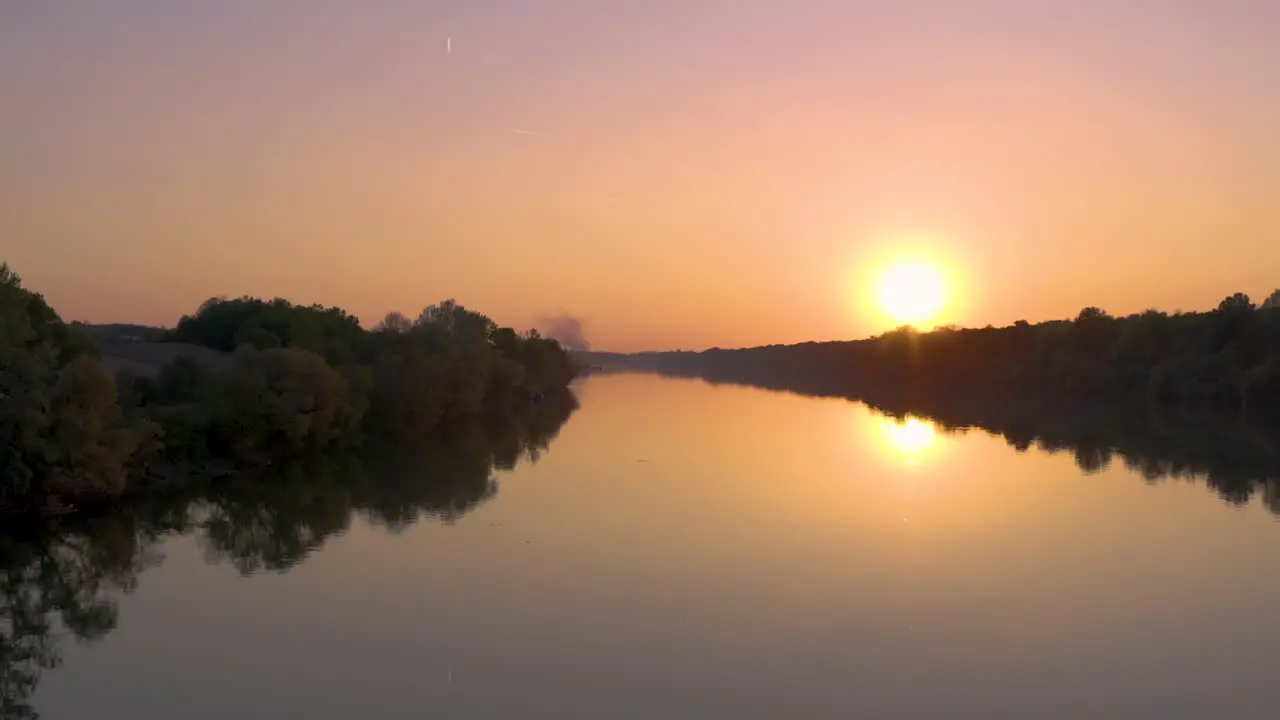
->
[95,342,231,378]
[571,350,699,373]
[71,322,230,378]
[72,322,168,344]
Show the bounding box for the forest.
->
[0,263,579,514]
[635,290,1280,415]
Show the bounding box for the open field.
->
[96,342,231,378]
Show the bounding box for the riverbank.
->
[583,292,1280,415]
[1,262,580,514]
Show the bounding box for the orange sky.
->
[3,2,1279,351]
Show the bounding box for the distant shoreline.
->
[573,291,1280,417]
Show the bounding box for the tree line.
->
[643,290,1280,414]
[0,262,579,513]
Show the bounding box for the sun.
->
[874,260,947,329]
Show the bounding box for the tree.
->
[376,311,413,334]
[1075,306,1111,324]
[42,357,159,499]
[2,263,581,503]
[206,347,365,463]
[1263,289,1280,310]
[0,263,37,347]
[1217,292,1254,314]
[0,265,157,507]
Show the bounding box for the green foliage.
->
[0,262,583,713]
[0,263,38,349]
[1,262,579,511]
[41,357,160,498]
[203,347,365,463]
[159,295,576,464]
[1,265,159,509]
[168,296,363,363]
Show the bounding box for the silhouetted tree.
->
[376,311,413,334]
[635,288,1280,416]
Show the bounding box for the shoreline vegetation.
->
[577,291,1280,511]
[580,290,1280,413]
[0,262,580,515]
[5,281,1280,716]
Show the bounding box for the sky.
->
[3,1,1279,352]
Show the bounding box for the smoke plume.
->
[536,314,590,351]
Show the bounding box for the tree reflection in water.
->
[16,374,1280,717]
[657,365,1280,516]
[0,513,163,720]
[0,389,576,718]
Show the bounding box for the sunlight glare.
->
[874,260,947,329]
[878,416,938,468]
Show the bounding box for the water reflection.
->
[648,366,1280,516]
[0,390,576,718]
[21,374,1280,719]
[899,401,1280,514]
[877,415,939,468]
[0,514,161,720]
[199,390,577,574]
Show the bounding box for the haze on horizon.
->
[3,1,1278,353]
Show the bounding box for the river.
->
[23,373,1280,719]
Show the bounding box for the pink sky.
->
[3,1,1278,351]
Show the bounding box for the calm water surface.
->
[32,374,1280,719]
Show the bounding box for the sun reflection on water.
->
[877,415,939,468]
